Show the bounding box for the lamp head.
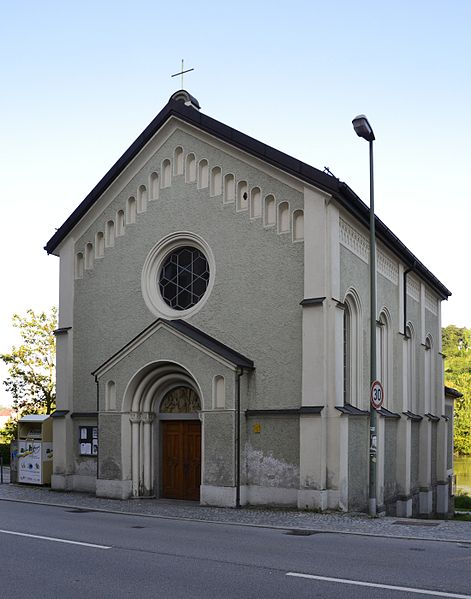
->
[352,114,375,142]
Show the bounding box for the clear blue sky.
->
[1,0,469,405]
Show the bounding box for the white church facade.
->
[45,91,452,517]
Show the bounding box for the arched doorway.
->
[126,362,202,500]
[160,386,201,500]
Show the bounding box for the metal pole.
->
[368,139,377,517]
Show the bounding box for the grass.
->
[455,491,471,511]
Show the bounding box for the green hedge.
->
[0,444,10,465]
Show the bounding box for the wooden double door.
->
[161,420,201,501]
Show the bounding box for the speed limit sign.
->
[370,380,384,410]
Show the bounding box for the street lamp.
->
[352,114,377,517]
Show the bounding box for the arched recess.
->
[343,289,363,408]
[404,322,416,412]
[424,334,434,414]
[123,361,203,499]
[377,308,392,410]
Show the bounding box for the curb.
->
[1,496,470,545]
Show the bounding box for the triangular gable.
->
[44,90,451,299]
[91,318,254,379]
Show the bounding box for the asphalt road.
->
[1,500,470,598]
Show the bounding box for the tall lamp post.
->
[352,114,377,517]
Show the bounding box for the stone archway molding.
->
[125,361,202,497]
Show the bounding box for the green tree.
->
[0,308,57,442]
[442,325,471,455]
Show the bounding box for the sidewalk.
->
[1,469,470,543]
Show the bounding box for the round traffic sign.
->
[370,380,384,410]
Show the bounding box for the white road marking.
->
[286,572,471,598]
[0,528,111,549]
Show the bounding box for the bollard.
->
[0,455,3,484]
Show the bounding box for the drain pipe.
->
[95,374,100,480]
[235,368,243,509]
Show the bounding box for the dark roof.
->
[444,385,463,399]
[44,91,451,299]
[91,318,254,376]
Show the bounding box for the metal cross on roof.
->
[171,59,194,90]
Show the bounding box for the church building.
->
[45,91,452,517]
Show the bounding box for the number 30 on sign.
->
[370,380,384,410]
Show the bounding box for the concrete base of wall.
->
[436,482,449,515]
[396,497,413,517]
[419,489,433,515]
[96,479,132,500]
[200,485,237,507]
[245,485,298,506]
[51,474,96,493]
[297,489,340,511]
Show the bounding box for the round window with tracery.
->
[159,246,210,311]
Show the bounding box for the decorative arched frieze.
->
[264,194,276,227]
[137,185,148,213]
[278,201,290,234]
[198,159,209,189]
[250,187,261,219]
[126,196,136,224]
[85,243,94,270]
[116,210,125,236]
[149,172,159,200]
[185,153,196,183]
[174,146,184,175]
[224,173,235,203]
[161,159,171,188]
[210,166,222,197]
[75,252,84,279]
[105,220,115,248]
[95,232,104,258]
[292,209,304,241]
[237,180,248,211]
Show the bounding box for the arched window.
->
[198,159,209,189]
[210,166,222,196]
[404,324,415,412]
[424,335,434,414]
[95,232,104,258]
[250,187,262,219]
[264,194,276,226]
[278,202,290,233]
[213,375,225,409]
[137,185,147,213]
[293,210,304,241]
[75,252,84,279]
[105,221,115,248]
[224,174,235,203]
[343,291,362,407]
[237,181,248,211]
[377,311,391,409]
[174,147,184,175]
[126,196,136,224]
[186,153,196,183]
[161,159,171,188]
[116,210,125,236]
[85,243,94,270]
[150,172,159,200]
